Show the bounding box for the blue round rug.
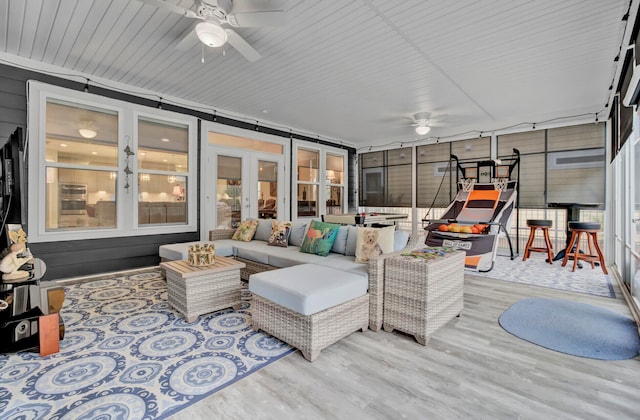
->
[498,297,640,360]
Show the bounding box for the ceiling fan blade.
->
[137,0,199,18]
[227,10,286,27]
[225,28,261,61]
[174,28,200,51]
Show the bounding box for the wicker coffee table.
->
[160,256,245,322]
[383,249,465,345]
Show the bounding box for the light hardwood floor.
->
[170,274,640,420]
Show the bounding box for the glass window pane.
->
[217,156,242,228]
[417,162,455,208]
[208,132,283,154]
[298,184,318,217]
[298,149,319,182]
[498,130,545,155]
[138,174,186,225]
[547,124,605,152]
[46,168,116,230]
[451,136,491,160]
[258,160,278,220]
[326,186,343,215]
[326,153,344,184]
[417,143,450,163]
[46,100,118,166]
[138,118,188,172]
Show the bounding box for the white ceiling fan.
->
[139,0,286,62]
[410,112,448,136]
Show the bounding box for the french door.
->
[206,147,285,231]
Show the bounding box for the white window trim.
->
[27,81,198,243]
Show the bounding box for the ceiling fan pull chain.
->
[201,44,205,63]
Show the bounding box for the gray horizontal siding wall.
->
[0,63,199,280]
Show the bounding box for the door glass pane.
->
[217,156,242,228]
[258,160,278,220]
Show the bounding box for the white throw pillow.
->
[355,226,395,263]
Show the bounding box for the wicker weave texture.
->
[367,234,426,331]
[252,293,369,362]
[234,257,277,281]
[383,250,465,345]
[165,268,241,322]
[206,229,424,332]
[209,229,235,241]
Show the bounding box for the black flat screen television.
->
[1,127,25,246]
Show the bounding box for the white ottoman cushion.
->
[249,264,368,316]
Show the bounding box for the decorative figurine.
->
[0,243,34,281]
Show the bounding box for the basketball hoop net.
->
[461,178,475,192]
[493,178,508,191]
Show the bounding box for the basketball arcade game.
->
[422,149,520,272]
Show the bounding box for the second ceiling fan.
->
[140,0,286,62]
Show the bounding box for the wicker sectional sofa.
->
[204,220,424,331]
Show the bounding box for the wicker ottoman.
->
[249,264,369,362]
[160,257,245,322]
[383,250,465,345]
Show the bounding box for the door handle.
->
[633,218,640,223]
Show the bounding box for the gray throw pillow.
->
[345,225,359,256]
[254,219,273,242]
[330,225,349,254]
[289,221,308,247]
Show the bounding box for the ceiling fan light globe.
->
[415,125,431,135]
[195,21,228,47]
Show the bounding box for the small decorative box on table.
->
[383,247,465,345]
[160,256,245,322]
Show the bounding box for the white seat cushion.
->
[249,264,368,316]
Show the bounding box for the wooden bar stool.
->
[522,219,554,263]
[561,222,608,274]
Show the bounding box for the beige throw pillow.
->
[355,226,395,263]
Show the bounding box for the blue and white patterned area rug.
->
[0,269,293,419]
[473,253,616,298]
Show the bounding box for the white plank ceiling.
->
[0,0,634,149]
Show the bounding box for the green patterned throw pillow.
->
[299,220,340,256]
[231,219,259,241]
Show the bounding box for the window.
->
[137,117,189,225]
[28,82,197,242]
[325,153,344,215]
[359,148,412,207]
[297,148,319,217]
[44,99,119,230]
[293,141,347,219]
